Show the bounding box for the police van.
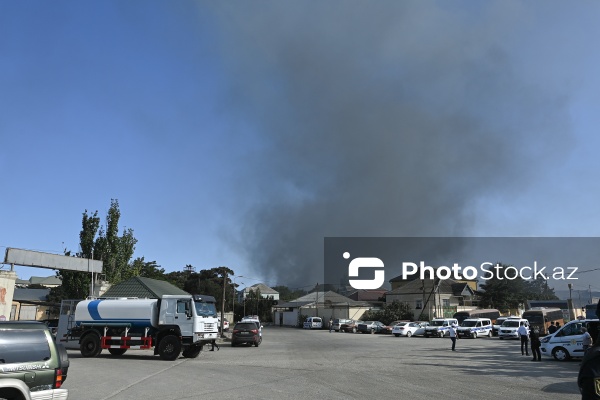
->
[540,318,599,361]
[424,318,459,337]
[303,317,323,329]
[457,318,493,338]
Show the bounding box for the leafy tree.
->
[123,257,166,281]
[94,199,137,283]
[272,285,307,301]
[476,263,557,313]
[361,301,413,325]
[49,200,137,301]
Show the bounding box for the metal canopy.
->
[4,247,103,273]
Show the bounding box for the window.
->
[415,300,422,309]
[0,330,51,363]
[442,299,450,307]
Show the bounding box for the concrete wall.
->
[0,271,17,320]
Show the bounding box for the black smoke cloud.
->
[207,3,572,288]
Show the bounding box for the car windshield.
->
[235,323,257,330]
[195,301,218,317]
[431,320,444,326]
[502,320,520,327]
[462,321,477,327]
[363,321,375,325]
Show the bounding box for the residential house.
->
[239,283,280,301]
[385,278,475,320]
[11,288,58,320]
[273,291,372,327]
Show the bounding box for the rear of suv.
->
[0,321,69,399]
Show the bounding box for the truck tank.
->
[74,298,159,329]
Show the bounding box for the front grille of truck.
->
[203,323,216,332]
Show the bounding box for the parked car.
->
[492,316,518,336]
[332,318,353,332]
[498,318,529,340]
[357,321,388,334]
[456,318,493,338]
[424,318,459,338]
[340,320,363,333]
[218,318,230,332]
[380,320,405,334]
[0,321,69,399]
[392,321,428,337]
[231,321,262,347]
[540,319,600,361]
[303,317,323,329]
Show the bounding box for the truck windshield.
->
[194,301,218,317]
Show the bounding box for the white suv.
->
[498,318,529,339]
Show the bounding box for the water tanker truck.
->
[65,294,219,360]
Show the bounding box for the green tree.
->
[124,257,166,281]
[49,200,137,301]
[94,199,137,283]
[361,301,413,325]
[272,285,307,302]
[477,263,532,313]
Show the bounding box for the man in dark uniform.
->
[578,301,600,399]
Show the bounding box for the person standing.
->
[548,321,557,335]
[578,301,600,399]
[449,323,458,351]
[530,329,542,361]
[582,327,593,355]
[329,317,334,333]
[518,321,529,356]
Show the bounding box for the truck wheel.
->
[158,335,181,361]
[108,348,127,356]
[182,345,202,358]
[80,334,102,357]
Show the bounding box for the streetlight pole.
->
[232,276,244,322]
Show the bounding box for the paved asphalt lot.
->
[62,326,582,400]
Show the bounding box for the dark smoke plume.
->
[208,3,572,288]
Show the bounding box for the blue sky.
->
[1,1,600,296]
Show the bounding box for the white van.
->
[540,319,599,361]
[457,318,493,338]
[303,317,323,329]
[498,318,529,339]
[424,318,459,337]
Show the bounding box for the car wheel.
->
[552,347,570,361]
[352,327,357,333]
[439,331,445,338]
[182,345,202,358]
[499,336,504,340]
[158,335,181,361]
[108,348,127,356]
[472,332,477,339]
[487,331,492,338]
[231,342,237,347]
[394,334,400,337]
[80,334,102,358]
[406,331,412,338]
[371,328,375,334]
